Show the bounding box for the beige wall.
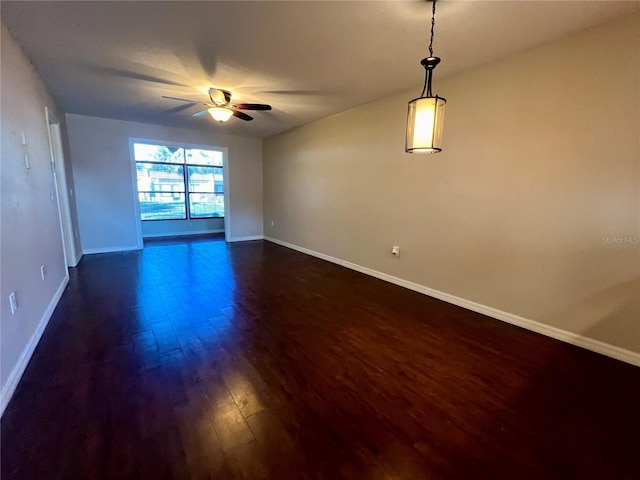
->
[263,14,640,354]
[66,114,263,252]
[1,24,68,408]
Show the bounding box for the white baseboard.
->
[0,274,69,417]
[82,245,141,255]
[264,236,640,367]
[228,235,264,242]
[142,229,224,239]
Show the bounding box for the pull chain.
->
[428,0,436,58]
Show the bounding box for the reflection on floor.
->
[2,236,639,479]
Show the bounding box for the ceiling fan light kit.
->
[162,88,272,124]
[406,0,446,154]
[208,106,234,123]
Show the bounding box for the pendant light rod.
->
[420,57,441,98]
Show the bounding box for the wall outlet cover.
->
[9,292,17,314]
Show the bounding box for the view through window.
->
[134,143,224,221]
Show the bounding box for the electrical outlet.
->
[41,265,46,280]
[392,246,400,256]
[270,220,274,227]
[9,292,17,314]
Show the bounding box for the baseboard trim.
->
[0,274,69,417]
[228,235,264,242]
[82,245,141,255]
[264,236,640,367]
[143,229,224,239]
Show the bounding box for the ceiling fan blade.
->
[192,110,209,117]
[255,89,327,96]
[162,103,197,115]
[162,95,201,104]
[82,64,190,87]
[232,110,253,121]
[233,103,272,111]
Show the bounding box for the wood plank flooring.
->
[2,236,639,479]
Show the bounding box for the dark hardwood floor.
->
[2,236,639,479]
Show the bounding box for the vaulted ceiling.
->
[2,1,637,138]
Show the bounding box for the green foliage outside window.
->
[134,143,224,221]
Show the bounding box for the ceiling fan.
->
[162,88,272,123]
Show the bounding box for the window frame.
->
[131,140,226,222]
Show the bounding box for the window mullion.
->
[183,154,191,220]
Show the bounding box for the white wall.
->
[65,115,263,252]
[141,218,224,238]
[0,24,69,413]
[263,15,640,360]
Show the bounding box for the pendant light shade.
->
[208,107,233,123]
[406,0,446,154]
[406,95,446,153]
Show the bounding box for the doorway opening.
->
[46,107,78,268]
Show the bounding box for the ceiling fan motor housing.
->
[210,88,231,105]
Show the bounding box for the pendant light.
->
[406,0,446,154]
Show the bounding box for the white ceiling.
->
[2,1,637,139]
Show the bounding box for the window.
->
[134,143,224,221]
